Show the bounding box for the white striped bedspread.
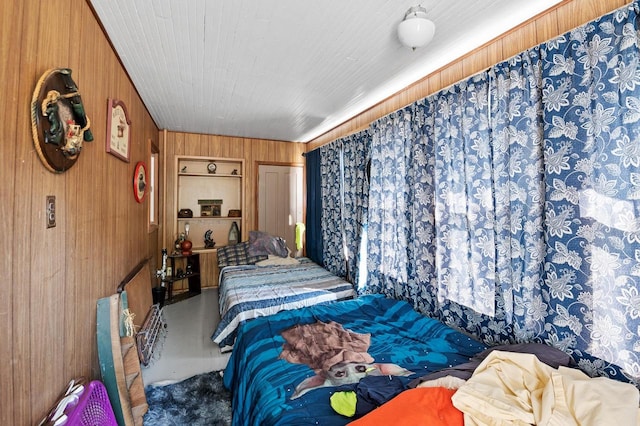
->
[211,257,356,352]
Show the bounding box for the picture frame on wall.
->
[106,98,131,162]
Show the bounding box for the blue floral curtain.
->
[320,142,345,277]
[431,74,496,317]
[319,133,371,281]
[407,99,439,313]
[341,130,370,286]
[364,75,498,318]
[539,3,640,383]
[489,48,546,338]
[365,108,416,298]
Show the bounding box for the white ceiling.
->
[89,0,563,142]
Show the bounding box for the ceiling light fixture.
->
[397,6,436,50]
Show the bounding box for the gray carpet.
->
[143,371,232,425]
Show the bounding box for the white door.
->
[258,165,304,256]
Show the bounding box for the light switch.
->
[46,195,56,228]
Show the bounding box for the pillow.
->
[217,241,267,268]
[255,255,300,267]
[247,231,289,258]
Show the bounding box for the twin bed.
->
[211,256,356,351]
[223,294,486,425]
[209,238,639,425]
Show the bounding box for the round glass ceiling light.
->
[397,6,436,50]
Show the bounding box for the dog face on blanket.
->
[291,361,412,399]
[278,320,413,399]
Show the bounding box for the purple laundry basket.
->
[64,380,118,426]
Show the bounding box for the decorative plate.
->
[30,68,93,173]
[133,162,147,203]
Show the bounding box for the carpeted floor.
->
[143,371,232,425]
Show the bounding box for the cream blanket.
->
[451,350,640,425]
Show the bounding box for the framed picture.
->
[133,161,147,203]
[106,98,131,162]
[198,199,223,217]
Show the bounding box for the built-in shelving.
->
[173,156,245,253]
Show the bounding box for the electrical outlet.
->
[46,195,56,228]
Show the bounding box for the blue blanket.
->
[223,294,486,426]
[211,258,355,351]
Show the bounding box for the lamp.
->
[397,6,436,50]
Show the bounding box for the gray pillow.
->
[247,231,288,258]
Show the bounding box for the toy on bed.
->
[211,231,356,351]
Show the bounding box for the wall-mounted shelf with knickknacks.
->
[173,156,245,255]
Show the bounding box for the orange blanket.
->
[348,387,462,426]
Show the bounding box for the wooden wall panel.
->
[1,0,160,423]
[63,1,89,380]
[440,61,465,90]
[462,49,489,80]
[12,0,41,423]
[0,1,22,424]
[501,21,538,60]
[307,0,631,150]
[535,9,560,43]
[31,2,72,417]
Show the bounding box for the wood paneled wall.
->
[0,1,160,424]
[306,0,630,149]
[0,0,628,423]
[162,131,306,286]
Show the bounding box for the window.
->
[148,139,159,232]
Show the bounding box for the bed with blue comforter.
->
[211,257,356,351]
[223,294,487,426]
